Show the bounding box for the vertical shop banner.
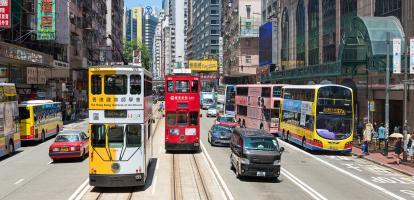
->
[393,38,401,74]
[410,39,414,74]
[0,0,11,28]
[37,0,55,40]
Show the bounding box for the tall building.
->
[144,9,159,58]
[153,11,165,79]
[124,9,138,41]
[259,0,414,130]
[133,7,144,45]
[167,0,189,69]
[106,0,124,63]
[187,0,221,60]
[222,0,261,83]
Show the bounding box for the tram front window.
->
[91,125,105,147]
[126,125,142,148]
[104,75,127,95]
[108,126,124,148]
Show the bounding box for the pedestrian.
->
[378,123,386,149]
[363,123,373,154]
[394,137,403,165]
[408,134,414,163]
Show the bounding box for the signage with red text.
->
[37,0,55,40]
[0,0,11,28]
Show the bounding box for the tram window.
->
[262,87,271,97]
[191,80,199,93]
[130,75,142,94]
[104,75,127,95]
[177,112,188,126]
[167,81,174,93]
[19,107,30,120]
[91,75,102,95]
[167,113,176,126]
[189,112,198,125]
[108,126,124,148]
[176,81,190,93]
[126,125,142,148]
[91,125,105,147]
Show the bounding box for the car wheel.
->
[82,150,87,160]
[7,140,14,156]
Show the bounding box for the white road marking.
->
[156,159,160,171]
[280,140,407,200]
[47,161,53,165]
[281,168,327,200]
[14,179,24,185]
[151,175,158,195]
[68,178,89,200]
[200,141,235,200]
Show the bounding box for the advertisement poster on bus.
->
[0,0,11,28]
[189,60,218,71]
[282,99,302,113]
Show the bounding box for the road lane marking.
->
[47,161,53,165]
[280,140,407,200]
[200,141,235,200]
[281,168,327,200]
[152,175,158,195]
[14,179,24,185]
[156,160,160,171]
[68,178,89,200]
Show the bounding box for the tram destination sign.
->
[104,110,127,118]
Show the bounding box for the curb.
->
[352,152,414,177]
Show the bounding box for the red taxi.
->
[49,131,89,162]
[216,115,239,127]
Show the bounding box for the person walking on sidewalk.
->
[378,123,386,149]
[394,137,403,165]
[408,134,414,162]
[363,123,373,154]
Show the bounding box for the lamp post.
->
[384,32,390,156]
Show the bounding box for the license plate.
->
[61,147,68,152]
[221,140,229,143]
[257,171,266,177]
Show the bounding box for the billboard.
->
[410,39,414,74]
[37,0,56,40]
[259,22,273,66]
[0,0,10,28]
[392,38,401,74]
[189,60,218,71]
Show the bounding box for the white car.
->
[207,105,218,117]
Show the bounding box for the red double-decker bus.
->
[165,75,201,151]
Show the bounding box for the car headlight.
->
[273,160,281,166]
[241,158,250,164]
[169,128,179,135]
[53,148,59,152]
[70,147,76,151]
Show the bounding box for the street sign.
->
[37,0,56,40]
[393,38,401,74]
[368,100,375,112]
[410,39,414,74]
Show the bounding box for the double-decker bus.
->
[235,84,283,135]
[224,85,236,115]
[0,83,20,157]
[280,85,354,152]
[165,75,200,151]
[19,100,63,142]
[88,65,153,187]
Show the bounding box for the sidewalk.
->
[352,146,414,176]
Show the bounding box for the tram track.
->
[87,187,134,200]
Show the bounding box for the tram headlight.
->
[111,163,121,173]
[169,129,179,136]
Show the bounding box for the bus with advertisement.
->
[235,84,284,135]
[165,75,201,151]
[88,65,153,187]
[279,85,354,152]
[224,85,236,115]
[0,83,20,157]
[19,100,63,142]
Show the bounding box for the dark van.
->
[230,128,284,179]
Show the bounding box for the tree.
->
[122,39,151,70]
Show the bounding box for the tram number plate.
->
[257,171,266,177]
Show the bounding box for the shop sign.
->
[393,38,401,74]
[189,60,218,71]
[37,0,56,40]
[0,0,10,28]
[53,60,69,69]
[26,67,37,84]
[37,68,47,84]
[410,39,414,74]
[200,74,218,80]
[0,45,46,65]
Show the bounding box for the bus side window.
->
[189,112,198,125]
[191,80,199,93]
[167,81,174,93]
[91,75,102,95]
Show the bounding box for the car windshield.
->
[220,116,234,122]
[203,98,214,104]
[209,104,217,109]
[214,125,233,133]
[316,115,352,140]
[55,134,80,142]
[244,137,278,151]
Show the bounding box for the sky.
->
[125,0,163,9]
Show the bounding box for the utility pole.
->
[403,37,409,162]
[384,32,390,156]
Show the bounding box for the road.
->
[0,119,89,200]
[200,111,414,200]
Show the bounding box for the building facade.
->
[260,0,414,131]
[125,9,138,41]
[144,10,159,59]
[222,0,261,83]
[105,0,124,63]
[153,11,165,80]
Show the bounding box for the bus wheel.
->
[7,140,14,156]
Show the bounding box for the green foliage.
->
[122,39,151,70]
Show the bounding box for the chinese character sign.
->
[37,0,55,40]
[0,0,11,28]
[393,38,401,74]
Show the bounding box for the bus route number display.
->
[105,110,127,118]
[323,107,346,115]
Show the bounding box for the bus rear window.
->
[104,75,127,95]
[91,125,105,147]
[91,75,102,95]
[108,126,124,148]
[19,107,30,120]
[126,125,142,148]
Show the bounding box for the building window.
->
[211,0,218,4]
[340,0,357,38]
[211,9,218,14]
[281,8,289,69]
[246,5,251,19]
[246,39,251,47]
[211,20,218,24]
[308,0,319,65]
[211,30,218,34]
[296,0,305,67]
[375,0,401,20]
[246,56,252,63]
[323,0,336,62]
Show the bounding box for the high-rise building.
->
[153,11,165,79]
[167,0,188,69]
[133,7,144,45]
[106,0,124,63]
[144,9,159,58]
[124,9,138,41]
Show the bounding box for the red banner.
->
[0,0,10,28]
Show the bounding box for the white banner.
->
[410,39,414,74]
[393,38,401,74]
